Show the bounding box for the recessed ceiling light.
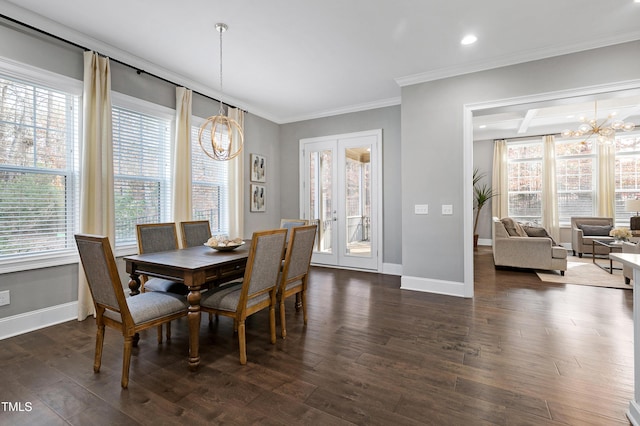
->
[461,34,478,45]
[479,124,487,129]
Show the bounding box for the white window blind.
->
[191,122,228,235]
[0,75,79,257]
[556,139,595,224]
[113,105,171,246]
[615,132,640,224]
[506,141,543,223]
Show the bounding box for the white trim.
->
[477,238,492,246]
[0,55,82,94]
[629,400,640,426]
[400,275,466,298]
[395,32,640,88]
[111,91,175,119]
[0,251,78,275]
[382,263,402,276]
[0,301,78,340]
[281,97,401,124]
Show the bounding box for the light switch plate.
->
[442,204,453,215]
[415,204,429,215]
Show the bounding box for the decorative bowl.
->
[204,238,245,252]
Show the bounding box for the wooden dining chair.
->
[280,218,309,242]
[199,229,287,364]
[278,224,317,339]
[136,222,187,342]
[75,234,188,388]
[135,223,187,295]
[179,220,212,248]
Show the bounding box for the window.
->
[615,132,640,224]
[191,119,228,235]
[112,95,172,246]
[0,72,79,259]
[504,132,640,228]
[556,139,595,224]
[506,141,542,223]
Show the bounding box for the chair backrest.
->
[75,234,130,320]
[180,220,212,248]
[571,216,614,230]
[282,224,317,286]
[136,223,179,254]
[238,229,287,309]
[280,218,308,241]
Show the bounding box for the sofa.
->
[570,217,614,257]
[493,217,568,275]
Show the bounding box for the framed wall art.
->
[250,184,266,212]
[250,153,266,182]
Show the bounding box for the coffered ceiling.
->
[2,0,640,124]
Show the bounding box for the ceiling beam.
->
[517,109,538,134]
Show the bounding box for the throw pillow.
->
[579,224,612,236]
[522,225,558,246]
[501,217,528,237]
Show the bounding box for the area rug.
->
[535,256,632,290]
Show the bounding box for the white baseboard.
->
[400,275,466,297]
[628,400,640,426]
[382,263,402,276]
[478,238,492,246]
[0,301,78,340]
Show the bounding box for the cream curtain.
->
[542,135,559,241]
[78,51,114,320]
[172,87,193,242]
[491,139,508,220]
[597,142,616,217]
[228,108,245,239]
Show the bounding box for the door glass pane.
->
[309,149,333,254]
[344,146,371,258]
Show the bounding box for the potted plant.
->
[473,168,497,247]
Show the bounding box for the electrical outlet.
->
[0,290,9,306]
[442,204,453,215]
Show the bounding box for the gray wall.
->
[401,40,640,284]
[243,114,282,237]
[279,106,402,265]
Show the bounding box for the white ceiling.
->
[2,0,640,125]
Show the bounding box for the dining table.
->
[123,242,250,370]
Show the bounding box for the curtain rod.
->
[0,14,247,113]
[497,132,562,142]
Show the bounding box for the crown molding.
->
[396,31,640,88]
[279,97,401,124]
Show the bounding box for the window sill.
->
[0,244,139,275]
[0,251,79,275]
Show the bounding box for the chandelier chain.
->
[218,24,224,115]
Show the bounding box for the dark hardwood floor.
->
[0,247,634,425]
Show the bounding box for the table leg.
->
[127,274,142,344]
[187,287,202,371]
[128,274,141,296]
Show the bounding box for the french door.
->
[299,130,382,271]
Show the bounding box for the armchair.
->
[570,217,614,257]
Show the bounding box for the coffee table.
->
[592,239,624,274]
